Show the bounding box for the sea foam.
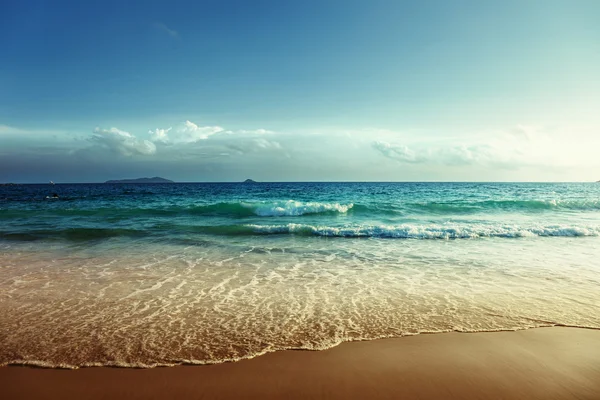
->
[251,200,354,216]
[243,223,600,238]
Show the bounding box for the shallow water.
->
[1,182,599,367]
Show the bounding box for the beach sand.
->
[1,327,599,400]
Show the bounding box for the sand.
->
[1,327,599,399]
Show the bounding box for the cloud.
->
[371,141,424,163]
[237,129,274,135]
[225,137,282,155]
[511,124,548,142]
[371,139,519,168]
[153,22,179,38]
[91,127,156,156]
[254,138,281,149]
[177,120,224,141]
[148,127,172,143]
[370,124,592,170]
[141,120,286,160]
[148,121,278,146]
[437,144,521,168]
[149,121,224,144]
[3,121,600,182]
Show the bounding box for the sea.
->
[1,182,599,368]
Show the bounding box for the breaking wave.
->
[194,223,600,239]
[3,199,600,223]
[3,223,599,242]
[0,200,355,219]
[251,200,354,216]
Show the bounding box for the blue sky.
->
[1,0,599,182]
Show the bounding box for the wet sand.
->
[1,327,599,400]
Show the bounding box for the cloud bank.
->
[145,121,281,156]
[148,121,224,144]
[91,127,157,156]
[371,141,424,164]
[369,125,567,169]
[2,120,599,182]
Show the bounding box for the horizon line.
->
[2,180,598,185]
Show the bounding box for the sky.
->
[1,0,599,183]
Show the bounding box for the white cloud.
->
[141,120,285,159]
[4,120,600,181]
[371,141,424,163]
[237,129,274,135]
[370,124,600,170]
[91,127,156,156]
[149,121,224,144]
[254,138,281,149]
[372,132,524,168]
[148,127,172,143]
[148,121,278,146]
[177,120,224,141]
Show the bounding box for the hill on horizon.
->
[105,177,174,184]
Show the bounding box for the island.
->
[105,177,174,184]
[243,179,258,183]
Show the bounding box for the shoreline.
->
[2,327,599,399]
[0,324,596,370]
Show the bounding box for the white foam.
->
[244,223,600,238]
[250,200,354,216]
[1,236,599,369]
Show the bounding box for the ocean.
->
[1,182,599,368]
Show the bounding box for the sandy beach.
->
[4,0,600,397]
[1,327,599,400]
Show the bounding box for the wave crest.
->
[239,223,600,239]
[186,201,353,217]
[252,200,353,216]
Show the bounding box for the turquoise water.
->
[1,182,600,367]
[2,182,600,240]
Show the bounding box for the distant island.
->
[105,177,174,184]
[243,179,258,183]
